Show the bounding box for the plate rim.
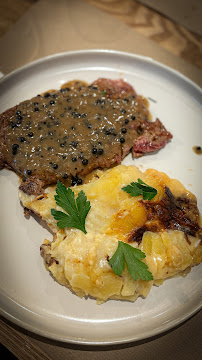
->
[1,292,201,345]
[0,49,201,345]
[0,49,201,94]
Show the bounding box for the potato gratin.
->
[19,165,202,303]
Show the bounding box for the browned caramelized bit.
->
[128,187,201,245]
[128,226,148,245]
[145,187,200,237]
[40,243,59,267]
[23,207,31,218]
[19,176,45,196]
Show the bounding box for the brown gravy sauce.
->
[192,146,202,155]
[5,80,150,184]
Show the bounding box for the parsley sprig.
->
[109,241,153,281]
[51,181,91,234]
[122,178,157,200]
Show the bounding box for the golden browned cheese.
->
[19,165,202,303]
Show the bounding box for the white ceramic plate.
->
[0,50,201,345]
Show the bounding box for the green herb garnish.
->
[122,178,157,200]
[102,90,107,95]
[51,181,91,234]
[109,241,153,281]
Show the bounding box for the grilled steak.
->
[0,78,172,194]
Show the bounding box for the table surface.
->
[0,0,201,70]
[0,1,201,359]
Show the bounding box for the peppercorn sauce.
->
[192,146,202,155]
[1,80,150,185]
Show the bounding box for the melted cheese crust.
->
[19,165,202,303]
